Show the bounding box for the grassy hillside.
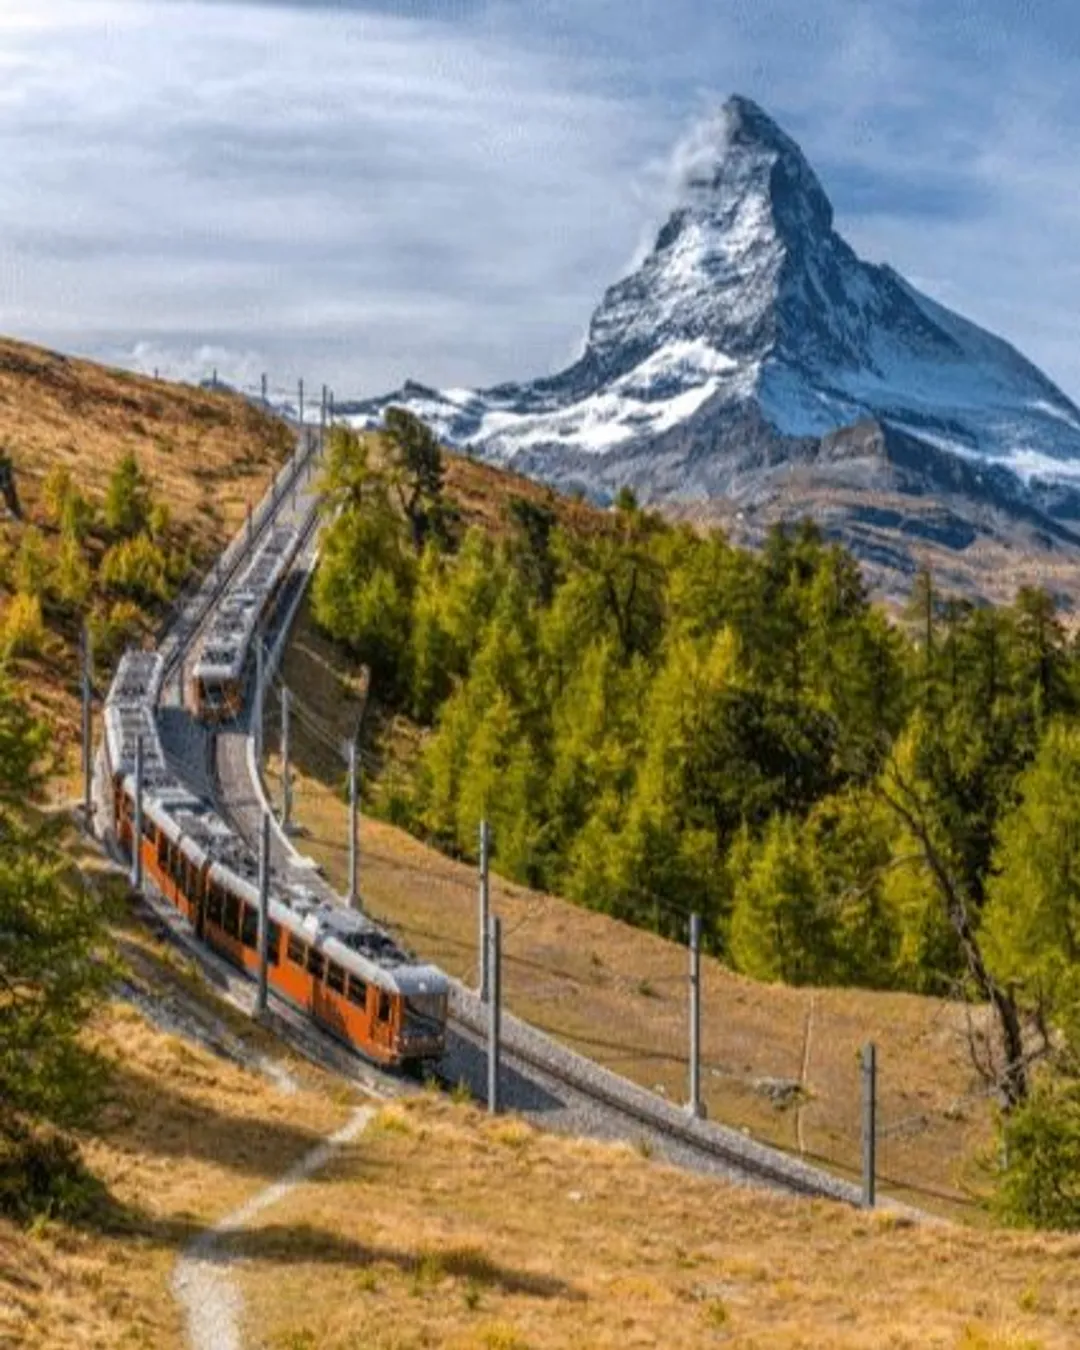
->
[0,335,292,786]
[262,623,997,1221]
[3,904,1078,1350]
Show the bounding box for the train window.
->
[327,962,345,994]
[267,921,281,967]
[223,893,241,939]
[287,933,305,966]
[376,991,391,1023]
[307,949,325,981]
[241,904,258,949]
[207,885,224,927]
[347,977,367,1009]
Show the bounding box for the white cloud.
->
[1,0,1080,408]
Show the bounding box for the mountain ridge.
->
[344,95,1080,602]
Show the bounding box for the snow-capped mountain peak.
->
[346,94,1080,560]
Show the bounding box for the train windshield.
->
[404,993,447,1041]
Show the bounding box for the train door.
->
[370,987,395,1058]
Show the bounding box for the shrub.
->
[12,527,50,598]
[1,593,46,658]
[99,534,172,605]
[103,452,150,538]
[0,1123,105,1223]
[996,1083,1080,1230]
[89,600,145,668]
[51,534,92,611]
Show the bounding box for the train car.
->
[189,523,301,722]
[103,648,448,1070]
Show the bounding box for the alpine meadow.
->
[314,412,1080,1229]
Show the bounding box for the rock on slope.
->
[347,95,1080,603]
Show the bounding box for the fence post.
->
[478,819,491,1003]
[862,1042,877,1208]
[131,734,144,890]
[488,914,501,1115]
[688,913,705,1118]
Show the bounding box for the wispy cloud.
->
[1,0,1080,402]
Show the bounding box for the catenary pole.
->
[254,629,264,765]
[81,621,93,832]
[478,819,491,1003]
[862,1042,877,1208]
[281,685,292,831]
[298,377,304,428]
[488,915,502,1115]
[256,809,270,1015]
[688,913,705,1118]
[261,372,268,406]
[131,734,144,890]
[348,739,359,907]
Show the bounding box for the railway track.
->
[139,412,869,1208]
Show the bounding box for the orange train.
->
[106,650,449,1069]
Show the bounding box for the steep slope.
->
[348,96,1080,600]
[0,335,292,784]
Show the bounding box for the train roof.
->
[192,523,300,684]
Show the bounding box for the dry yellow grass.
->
[4,915,1078,1350]
[0,924,356,1350]
[0,334,293,786]
[236,1092,1080,1350]
[266,600,998,1222]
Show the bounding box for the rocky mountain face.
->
[346,95,1080,604]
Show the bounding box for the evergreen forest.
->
[312,413,1080,1225]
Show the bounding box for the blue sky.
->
[2,0,1079,402]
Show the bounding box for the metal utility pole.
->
[298,377,304,428]
[281,686,292,831]
[478,819,491,1003]
[329,390,335,426]
[487,915,502,1115]
[261,372,268,406]
[347,739,359,907]
[862,1042,877,1208]
[256,809,270,1015]
[131,734,144,890]
[688,913,705,1118]
[254,630,264,764]
[81,622,93,833]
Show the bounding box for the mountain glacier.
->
[344,95,1080,576]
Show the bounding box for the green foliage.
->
[99,534,173,606]
[42,465,93,542]
[995,1084,1080,1230]
[310,418,1080,1224]
[13,525,50,598]
[1,593,47,659]
[89,600,145,669]
[51,532,92,611]
[0,677,112,1195]
[103,450,150,538]
[383,406,446,550]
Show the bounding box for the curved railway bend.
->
[114,418,876,1210]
